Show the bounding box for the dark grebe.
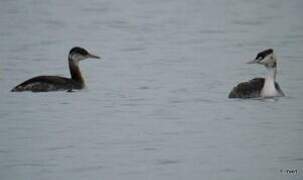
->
[11,47,100,92]
[229,49,285,98]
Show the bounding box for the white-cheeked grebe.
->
[11,47,100,92]
[229,49,285,99]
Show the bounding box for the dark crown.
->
[255,48,273,60]
[69,47,88,56]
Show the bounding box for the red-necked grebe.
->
[11,47,100,92]
[229,49,285,98]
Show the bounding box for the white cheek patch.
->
[261,56,269,63]
[69,53,85,62]
[261,53,273,64]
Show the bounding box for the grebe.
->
[11,47,100,92]
[229,49,285,98]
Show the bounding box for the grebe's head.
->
[68,47,100,62]
[247,49,277,68]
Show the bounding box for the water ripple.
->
[45,145,75,151]
[66,165,104,173]
[156,159,180,165]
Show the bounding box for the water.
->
[1,0,303,179]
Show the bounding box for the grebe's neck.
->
[68,58,85,87]
[261,65,278,97]
[266,65,277,81]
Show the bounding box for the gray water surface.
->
[1,0,303,180]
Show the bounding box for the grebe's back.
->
[228,78,283,98]
[11,76,81,92]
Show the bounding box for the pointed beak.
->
[246,59,257,64]
[87,53,101,59]
[246,57,263,64]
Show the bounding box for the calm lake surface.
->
[1,0,303,179]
